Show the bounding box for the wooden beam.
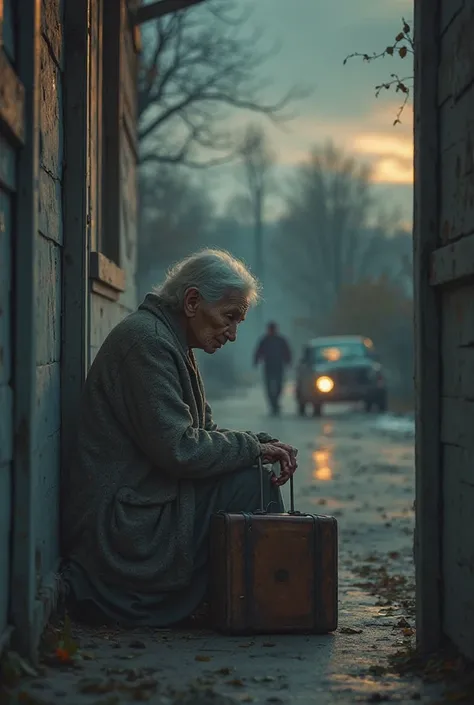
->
[101,0,121,263]
[132,0,205,25]
[413,0,442,654]
[11,0,40,661]
[90,251,126,292]
[61,0,90,538]
[430,233,474,287]
[0,51,25,144]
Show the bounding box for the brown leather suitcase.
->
[209,460,338,634]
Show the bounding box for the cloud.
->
[261,99,414,186]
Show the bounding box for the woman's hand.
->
[259,442,298,486]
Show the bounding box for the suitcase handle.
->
[257,456,297,514]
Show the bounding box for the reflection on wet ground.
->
[312,447,334,482]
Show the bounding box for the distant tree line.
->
[136,1,414,404]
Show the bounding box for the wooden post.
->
[413,0,442,653]
[11,0,41,660]
[61,0,90,532]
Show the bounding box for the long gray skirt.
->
[63,467,284,627]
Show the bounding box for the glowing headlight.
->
[316,376,334,393]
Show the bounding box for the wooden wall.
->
[416,0,474,659]
[89,0,138,363]
[34,0,63,595]
[0,0,138,657]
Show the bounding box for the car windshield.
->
[310,342,369,363]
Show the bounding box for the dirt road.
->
[2,387,444,704]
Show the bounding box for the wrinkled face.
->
[183,288,249,354]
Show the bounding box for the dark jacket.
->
[64,294,263,594]
[254,334,292,375]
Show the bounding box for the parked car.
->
[295,335,388,416]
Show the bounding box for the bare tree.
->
[276,141,402,324]
[138,0,307,167]
[236,124,275,290]
[138,165,214,294]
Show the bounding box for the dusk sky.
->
[206,0,414,227]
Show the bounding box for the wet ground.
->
[2,386,446,704]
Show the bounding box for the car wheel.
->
[377,391,388,413]
[312,403,322,417]
[297,399,306,416]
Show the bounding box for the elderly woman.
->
[62,249,297,627]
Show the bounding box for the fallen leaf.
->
[55,648,73,663]
[195,655,212,662]
[262,642,276,647]
[238,642,255,648]
[227,678,245,687]
[396,618,410,629]
[215,667,233,675]
[339,627,363,635]
[129,640,146,649]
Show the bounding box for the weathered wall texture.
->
[0,135,15,640]
[34,0,64,588]
[0,0,138,654]
[89,4,138,363]
[437,0,474,659]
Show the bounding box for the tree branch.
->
[138,0,310,167]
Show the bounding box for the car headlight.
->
[315,376,334,393]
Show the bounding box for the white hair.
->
[154,249,261,310]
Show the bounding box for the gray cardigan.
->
[63,294,265,594]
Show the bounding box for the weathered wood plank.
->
[0,386,12,466]
[35,235,61,366]
[61,0,90,507]
[132,0,205,24]
[11,0,41,660]
[41,0,63,68]
[441,397,474,449]
[440,0,464,35]
[90,251,126,291]
[414,0,442,653]
[39,37,63,181]
[0,49,25,144]
[88,0,101,252]
[101,0,121,263]
[2,0,17,62]
[430,233,474,285]
[439,4,474,107]
[441,342,474,399]
[35,363,61,447]
[0,132,16,191]
[38,167,62,245]
[119,125,137,311]
[443,449,474,659]
[0,461,12,635]
[90,295,122,349]
[121,19,137,127]
[0,188,11,387]
[439,131,474,243]
[33,429,60,579]
[441,284,474,348]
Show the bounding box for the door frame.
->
[413,0,442,654]
[8,0,41,660]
